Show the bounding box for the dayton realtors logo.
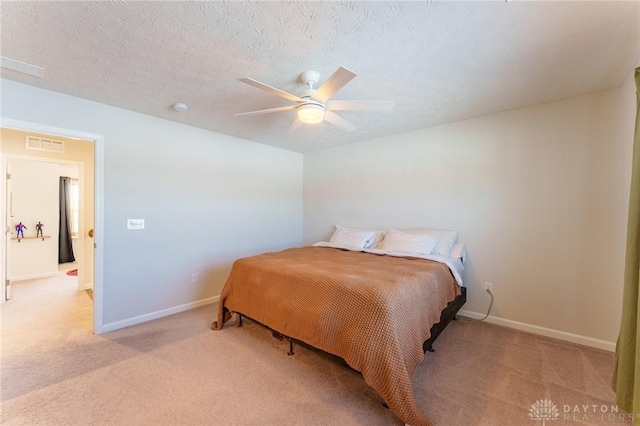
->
[529,399,560,425]
[529,399,634,423]
[562,403,633,422]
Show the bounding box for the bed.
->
[212,238,465,426]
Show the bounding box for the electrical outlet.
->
[484,282,493,293]
[191,272,199,284]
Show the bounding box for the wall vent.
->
[25,136,65,153]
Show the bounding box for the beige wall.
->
[1,79,304,330]
[304,84,634,348]
[1,127,95,288]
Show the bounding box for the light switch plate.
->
[127,219,145,230]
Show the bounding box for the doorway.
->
[0,120,104,333]
[5,156,88,291]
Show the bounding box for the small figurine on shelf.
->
[15,222,27,240]
[36,221,44,238]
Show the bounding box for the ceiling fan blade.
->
[311,67,357,103]
[239,78,304,102]
[325,100,394,111]
[289,118,303,134]
[323,110,357,132]
[235,105,296,116]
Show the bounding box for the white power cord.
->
[469,288,493,322]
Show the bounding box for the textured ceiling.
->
[1,1,638,153]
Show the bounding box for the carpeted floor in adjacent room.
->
[0,276,630,425]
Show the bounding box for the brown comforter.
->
[212,246,460,425]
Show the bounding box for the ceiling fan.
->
[235,66,394,133]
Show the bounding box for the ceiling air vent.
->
[25,135,65,153]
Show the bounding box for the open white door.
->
[4,161,11,300]
[6,160,59,283]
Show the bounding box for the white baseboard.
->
[84,282,93,291]
[457,309,616,352]
[10,272,58,282]
[100,296,220,333]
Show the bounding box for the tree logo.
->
[529,399,560,425]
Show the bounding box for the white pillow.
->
[331,225,384,249]
[329,227,376,249]
[449,242,466,263]
[403,228,458,257]
[380,229,438,255]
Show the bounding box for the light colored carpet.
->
[0,275,631,425]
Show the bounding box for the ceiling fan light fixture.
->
[297,104,324,124]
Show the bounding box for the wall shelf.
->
[11,235,52,241]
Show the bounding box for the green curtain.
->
[614,67,640,424]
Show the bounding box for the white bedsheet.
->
[312,241,465,287]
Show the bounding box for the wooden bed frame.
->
[230,286,467,372]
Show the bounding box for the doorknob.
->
[88,229,94,238]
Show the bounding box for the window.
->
[69,179,79,237]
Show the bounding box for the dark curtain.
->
[59,176,75,264]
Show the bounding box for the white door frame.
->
[0,118,105,334]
